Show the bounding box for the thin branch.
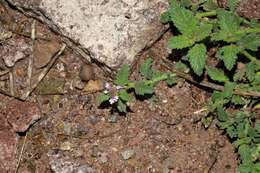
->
[9,69,14,96]
[21,43,66,100]
[27,20,36,87]
[161,59,260,97]
[15,133,27,173]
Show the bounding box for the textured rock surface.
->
[0,116,18,173]
[6,0,168,70]
[2,99,41,132]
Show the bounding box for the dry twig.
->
[15,133,27,173]
[21,43,66,100]
[27,20,36,87]
[161,59,260,97]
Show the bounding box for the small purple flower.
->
[105,82,111,90]
[109,96,119,105]
[116,85,124,90]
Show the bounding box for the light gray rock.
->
[6,0,168,70]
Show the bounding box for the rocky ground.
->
[1,0,259,173]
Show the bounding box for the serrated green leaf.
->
[227,0,239,11]
[207,66,229,82]
[232,95,246,105]
[234,68,246,82]
[239,34,260,51]
[160,11,171,24]
[151,70,164,80]
[217,106,229,122]
[114,64,129,86]
[249,19,260,28]
[194,23,213,42]
[169,0,198,35]
[166,74,177,86]
[188,44,207,76]
[134,82,154,96]
[245,62,257,82]
[175,61,190,73]
[118,90,131,102]
[117,99,127,113]
[217,9,241,33]
[212,9,243,42]
[140,58,153,79]
[168,35,194,49]
[216,45,241,70]
[224,82,236,98]
[202,0,218,11]
[98,93,110,104]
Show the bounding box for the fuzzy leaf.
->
[188,44,207,76]
[166,74,177,86]
[114,64,129,86]
[118,90,131,102]
[134,82,154,96]
[194,23,213,42]
[227,0,239,11]
[212,10,243,42]
[117,99,127,113]
[98,93,110,104]
[207,66,229,82]
[231,95,246,105]
[160,11,171,24]
[168,35,194,49]
[140,58,153,79]
[245,62,257,82]
[169,0,198,35]
[217,107,229,122]
[217,9,241,33]
[239,34,260,51]
[216,45,241,70]
[202,0,218,11]
[223,82,236,98]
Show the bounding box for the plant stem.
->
[126,73,176,89]
[196,11,216,19]
[236,28,260,35]
[241,50,260,66]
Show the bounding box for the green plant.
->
[161,0,260,172]
[98,58,177,113]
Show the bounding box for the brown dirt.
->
[0,2,238,173]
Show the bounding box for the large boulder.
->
[6,0,169,70]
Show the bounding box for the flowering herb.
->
[98,58,177,113]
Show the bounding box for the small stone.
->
[83,80,104,93]
[99,153,108,163]
[107,114,118,123]
[60,141,72,151]
[79,64,95,82]
[34,40,60,68]
[76,165,96,173]
[88,115,99,125]
[2,100,41,132]
[73,78,85,90]
[121,149,135,160]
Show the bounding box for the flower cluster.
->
[104,82,124,105]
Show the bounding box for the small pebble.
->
[60,141,72,151]
[99,153,108,163]
[121,149,135,160]
[88,115,99,125]
[79,63,95,82]
[107,114,118,123]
